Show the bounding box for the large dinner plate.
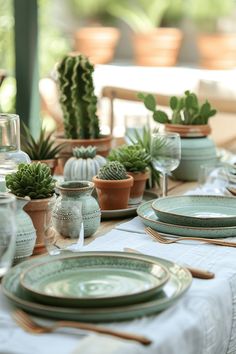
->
[2,252,192,323]
[138,200,236,238]
[152,195,236,227]
[20,254,169,308]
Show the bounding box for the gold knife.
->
[123,247,215,280]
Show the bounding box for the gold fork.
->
[12,309,151,346]
[145,227,236,248]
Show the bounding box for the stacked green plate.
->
[2,252,192,322]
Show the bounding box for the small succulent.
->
[5,162,55,199]
[21,123,65,160]
[138,90,217,125]
[127,127,160,188]
[73,146,97,159]
[98,161,128,180]
[108,144,151,173]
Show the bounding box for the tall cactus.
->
[57,54,100,139]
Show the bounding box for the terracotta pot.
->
[74,27,120,64]
[133,28,183,66]
[128,171,150,205]
[32,159,57,175]
[197,33,236,69]
[55,134,113,172]
[23,196,55,255]
[92,175,133,210]
[165,124,211,137]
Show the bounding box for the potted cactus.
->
[5,162,56,255]
[56,54,112,169]
[93,161,133,210]
[64,146,106,182]
[108,144,150,204]
[139,91,218,181]
[21,123,65,175]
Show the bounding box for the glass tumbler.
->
[0,193,16,277]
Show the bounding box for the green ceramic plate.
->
[137,200,236,238]
[2,252,192,323]
[101,190,158,219]
[152,195,236,227]
[20,254,169,308]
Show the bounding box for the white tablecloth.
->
[1,218,236,354]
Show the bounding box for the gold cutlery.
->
[145,226,236,248]
[124,247,215,280]
[12,309,151,346]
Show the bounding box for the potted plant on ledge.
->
[108,144,151,204]
[93,161,133,210]
[139,91,218,181]
[6,162,56,255]
[55,54,112,169]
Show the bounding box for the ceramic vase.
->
[15,197,36,262]
[54,181,101,238]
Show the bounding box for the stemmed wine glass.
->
[151,132,181,197]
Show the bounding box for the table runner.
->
[1,225,235,354]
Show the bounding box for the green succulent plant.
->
[57,54,100,140]
[21,123,65,160]
[108,144,151,173]
[98,161,128,180]
[5,162,55,199]
[72,146,97,159]
[127,127,160,188]
[138,90,217,125]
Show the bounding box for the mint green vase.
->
[15,198,36,262]
[173,137,217,181]
[55,181,101,238]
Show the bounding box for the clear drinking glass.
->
[124,114,150,144]
[0,114,30,191]
[0,193,16,277]
[198,163,229,195]
[151,132,181,197]
[44,199,84,256]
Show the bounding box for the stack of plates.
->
[137,195,236,238]
[2,251,192,322]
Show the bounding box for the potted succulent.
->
[56,54,112,169]
[186,0,236,69]
[127,127,160,189]
[5,162,56,255]
[107,0,184,66]
[92,161,133,210]
[64,146,106,182]
[139,91,218,181]
[21,123,65,175]
[108,144,150,204]
[68,0,120,64]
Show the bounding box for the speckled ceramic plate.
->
[2,252,191,323]
[101,190,158,219]
[20,254,169,308]
[152,195,236,227]
[137,200,236,238]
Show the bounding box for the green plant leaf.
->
[153,110,169,123]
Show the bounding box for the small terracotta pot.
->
[74,27,120,64]
[23,195,55,255]
[92,175,133,210]
[55,134,113,173]
[197,33,236,69]
[32,159,57,175]
[164,124,211,138]
[128,171,150,205]
[133,28,183,66]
